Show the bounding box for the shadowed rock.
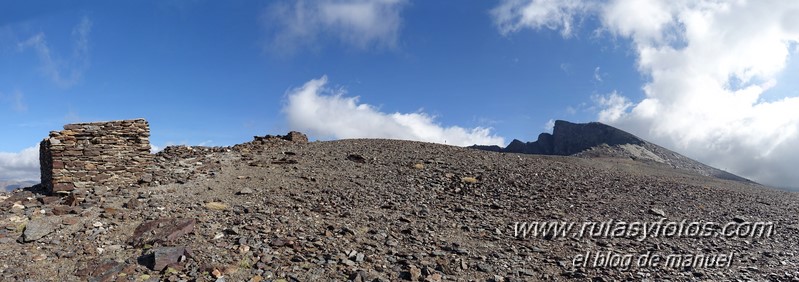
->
[137,246,191,271]
[497,120,644,156]
[75,260,126,282]
[127,218,196,247]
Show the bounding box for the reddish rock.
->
[39,196,61,205]
[75,259,125,282]
[63,150,82,156]
[128,218,196,247]
[61,216,80,225]
[52,182,75,193]
[52,205,80,216]
[63,194,80,206]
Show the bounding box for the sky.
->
[1,1,798,190]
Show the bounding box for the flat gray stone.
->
[23,216,62,242]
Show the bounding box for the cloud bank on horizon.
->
[0,145,39,181]
[492,0,799,188]
[283,76,506,147]
[0,15,92,182]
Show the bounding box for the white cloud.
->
[544,119,555,133]
[263,0,406,53]
[17,16,92,88]
[492,0,799,189]
[560,62,571,73]
[283,76,505,146]
[594,91,631,123]
[565,105,577,115]
[491,0,595,37]
[0,145,40,181]
[600,0,678,45]
[593,66,603,82]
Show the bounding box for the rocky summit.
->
[0,129,798,281]
[471,120,752,183]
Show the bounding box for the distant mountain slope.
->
[0,180,38,192]
[471,120,753,183]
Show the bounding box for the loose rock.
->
[23,216,61,242]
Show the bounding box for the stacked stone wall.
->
[39,119,152,193]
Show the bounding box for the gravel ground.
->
[0,137,797,281]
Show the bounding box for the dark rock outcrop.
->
[0,125,791,281]
[127,218,196,248]
[471,120,752,183]
[496,120,644,156]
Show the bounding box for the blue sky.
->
[2,1,799,190]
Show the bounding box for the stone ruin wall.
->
[39,119,153,193]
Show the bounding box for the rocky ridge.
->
[0,131,796,281]
[471,120,752,183]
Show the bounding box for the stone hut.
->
[39,119,153,193]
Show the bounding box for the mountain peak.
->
[550,120,644,155]
[471,120,752,183]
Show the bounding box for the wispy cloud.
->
[0,89,27,112]
[544,119,555,133]
[491,0,595,37]
[282,76,505,146]
[262,0,407,54]
[0,145,40,181]
[593,66,602,82]
[492,0,799,189]
[12,90,27,112]
[63,108,81,123]
[17,16,92,88]
[559,62,571,74]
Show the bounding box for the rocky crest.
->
[0,125,794,281]
[471,120,752,183]
[474,120,643,155]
